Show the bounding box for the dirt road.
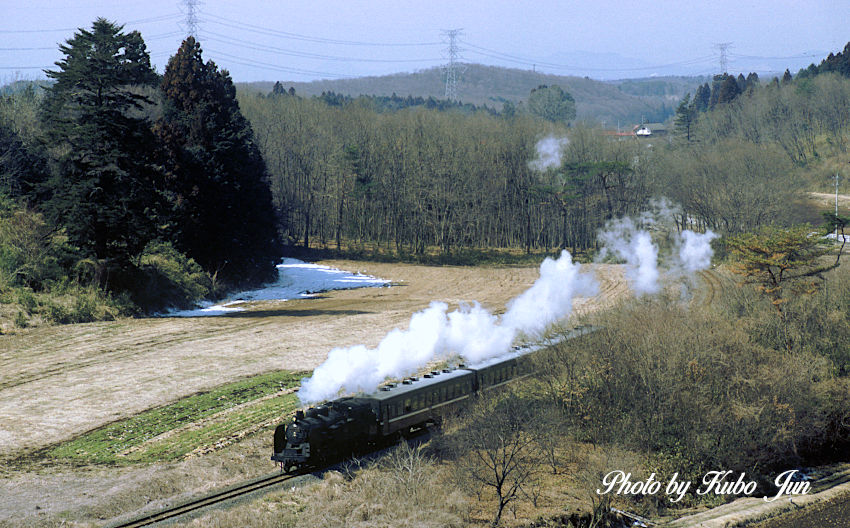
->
[0,260,627,456]
[808,192,850,209]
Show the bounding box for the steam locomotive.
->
[272,327,592,473]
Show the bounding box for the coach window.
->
[404,398,412,412]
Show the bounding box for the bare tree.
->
[451,393,541,526]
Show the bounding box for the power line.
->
[0,13,182,33]
[461,41,716,73]
[202,30,442,64]
[202,13,441,47]
[203,48,350,78]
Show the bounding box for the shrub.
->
[295,452,467,528]
[133,241,211,312]
[0,204,72,290]
[533,288,849,487]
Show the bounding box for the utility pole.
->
[182,0,201,38]
[442,28,463,101]
[836,173,840,240]
[714,42,732,73]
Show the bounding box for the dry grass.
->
[172,444,469,528]
[0,428,284,526]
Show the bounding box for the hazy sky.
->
[1,1,845,83]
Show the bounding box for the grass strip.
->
[47,370,306,464]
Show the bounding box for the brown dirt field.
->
[0,260,627,458]
[808,192,850,209]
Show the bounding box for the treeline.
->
[272,83,501,115]
[240,92,648,257]
[656,49,850,233]
[241,67,850,257]
[0,20,280,323]
[798,42,850,79]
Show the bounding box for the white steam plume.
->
[298,250,597,404]
[597,198,718,296]
[676,229,719,273]
[529,136,569,171]
[597,217,661,296]
[502,250,597,335]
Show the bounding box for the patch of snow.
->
[825,233,850,243]
[163,258,390,317]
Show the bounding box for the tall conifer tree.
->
[156,37,282,285]
[40,18,161,286]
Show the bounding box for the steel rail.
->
[105,471,295,528]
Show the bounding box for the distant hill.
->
[238,64,709,125]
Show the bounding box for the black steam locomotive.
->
[272,327,592,473]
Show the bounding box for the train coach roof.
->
[367,367,474,402]
[467,326,595,369]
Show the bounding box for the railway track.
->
[105,471,296,528]
[697,269,723,307]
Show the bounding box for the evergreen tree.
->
[694,83,711,112]
[673,93,696,142]
[527,85,576,123]
[745,72,760,92]
[736,73,747,93]
[39,18,161,285]
[781,69,793,84]
[713,74,741,105]
[819,43,850,77]
[155,37,282,285]
[0,120,49,201]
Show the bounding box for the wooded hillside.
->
[240,64,705,124]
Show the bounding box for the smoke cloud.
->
[529,136,569,171]
[597,217,661,296]
[298,250,597,404]
[676,229,719,273]
[597,198,717,296]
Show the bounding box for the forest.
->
[240,65,850,257]
[2,19,850,328]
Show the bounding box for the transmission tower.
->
[714,42,732,73]
[181,0,201,38]
[442,29,463,101]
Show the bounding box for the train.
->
[272,326,593,473]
